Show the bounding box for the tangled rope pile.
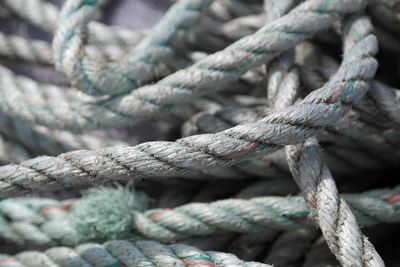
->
[0,0,399,266]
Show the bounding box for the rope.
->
[0,32,128,65]
[0,0,372,131]
[0,64,222,131]
[0,186,398,246]
[0,113,127,156]
[0,240,272,267]
[268,15,383,266]
[1,0,145,46]
[0,12,378,195]
[53,0,213,96]
[0,0,399,264]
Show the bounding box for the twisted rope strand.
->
[0,0,399,264]
[0,240,271,267]
[0,0,375,131]
[282,16,384,266]
[0,32,128,65]
[297,44,400,130]
[0,20,378,194]
[53,0,213,96]
[1,0,145,46]
[0,187,398,246]
[0,64,214,131]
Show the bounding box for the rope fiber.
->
[0,0,399,266]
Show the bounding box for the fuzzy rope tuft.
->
[70,185,149,241]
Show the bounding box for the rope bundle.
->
[0,0,399,266]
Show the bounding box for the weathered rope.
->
[0,186,398,246]
[297,49,400,131]
[0,0,399,265]
[0,0,372,132]
[180,101,396,174]
[0,113,127,156]
[0,64,220,131]
[53,0,213,96]
[0,32,127,65]
[0,240,272,267]
[0,8,378,195]
[268,16,384,266]
[1,0,145,46]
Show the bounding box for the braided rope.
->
[0,64,223,131]
[0,240,271,267]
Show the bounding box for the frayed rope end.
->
[70,184,149,242]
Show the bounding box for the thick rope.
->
[0,0,399,264]
[53,0,213,96]
[299,50,400,131]
[276,16,383,266]
[0,240,271,267]
[0,32,128,65]
[1,0,145,46]
[0,8,379,194]
[180,101,397,173]
[0,113,127,156]
[0,186,398,246]
[0,0,375,131]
